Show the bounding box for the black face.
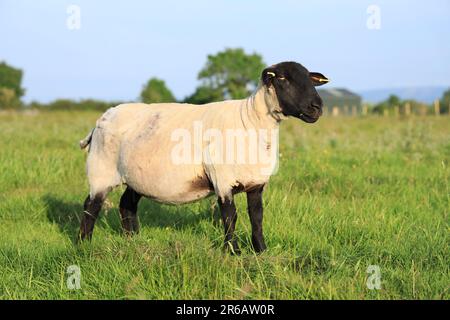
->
[262,62,329,123]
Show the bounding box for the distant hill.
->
[358,86,449,104]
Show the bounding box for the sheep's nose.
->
[311,104,322,117]
[311,96,323,116]
[312,95,323,108]
[312,106,323,117]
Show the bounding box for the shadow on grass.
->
[43,195,83,244]
[43,194,220,244]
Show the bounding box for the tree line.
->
[0,48,449,113]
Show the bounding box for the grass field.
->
[0,110,448,299]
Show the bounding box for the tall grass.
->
[0,111,448,299]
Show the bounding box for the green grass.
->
[0,110,448,299]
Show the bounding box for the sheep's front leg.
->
[218,197,240,255]
[246,186,267,253]
[119,187,141,236]
[79,193,106,241]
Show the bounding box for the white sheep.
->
[79,61,328,253]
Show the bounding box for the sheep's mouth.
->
[299,113,319,123]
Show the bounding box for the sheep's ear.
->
[309,72,329,86]
[262,68,277,86]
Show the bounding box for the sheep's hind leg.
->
[119,187,141,236]
[218,196,241,255]
[79,192,107,241]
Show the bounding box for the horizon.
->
[1,0,449,103]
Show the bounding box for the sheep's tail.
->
[79,128,95,150]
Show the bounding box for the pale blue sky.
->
[1,0,449,102]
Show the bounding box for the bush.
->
[439,88,450,114]
[371,95,432,115]
[29,99,120,112]
[0,87,22,109]
[183,86,223,104]
[0,62,25,98]
[140,78,175,103]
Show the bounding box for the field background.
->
[0,111,448,299]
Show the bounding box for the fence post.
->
[420,104,428,116]
[405,102,411,116]
[332,106,339,117]
[352,105,357,117]
[362,105,368,116]
[394,106,399,117]
[434,100,440,116]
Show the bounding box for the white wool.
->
[85,84,284,203]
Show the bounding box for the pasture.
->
[0,111,448,299]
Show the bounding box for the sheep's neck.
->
[239,86,282,130]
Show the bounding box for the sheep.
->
[79,61,328,253]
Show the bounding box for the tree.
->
[372,94,401,114]
[197,48,265,100]
[440,88,450,114]
[0,87,21,109]
[386,95,401,107]
[183,86,223,105]
[140,78,175,103]
[0,62,25,98]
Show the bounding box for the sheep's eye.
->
[278,76,286,80]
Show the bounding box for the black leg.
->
[119,187,142,235]
[218,196,240,255]
[79,193,105,241]
[246,186,267,253]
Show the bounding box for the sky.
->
[1,0,449,103]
